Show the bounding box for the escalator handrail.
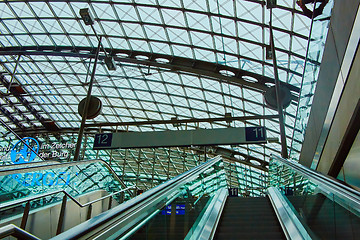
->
[267,187,313,240]
[185,187,228,240]
[271,155,360,207]
[0,159,132,196]
[50,156,223,240]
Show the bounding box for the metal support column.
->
[151,149,156,188]
[135,150,141,196]
[74,37,102,161]
[204,146,207,162]
[269,9,289,159]
[167,148,171,180]
[182,149,186,173]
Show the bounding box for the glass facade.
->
[0,0,333,197]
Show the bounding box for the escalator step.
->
[214,197,286,240]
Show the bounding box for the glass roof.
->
[0,0,333,196]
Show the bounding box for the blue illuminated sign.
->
[176,204,185,215]
[161,205,172,215]
[12,171,77,187]
[10,137,39,164]
[161,204,186,215]
[9,137,77,189]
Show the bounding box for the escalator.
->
[213,196,285,240]
[47,156,226,240]
[128,194,286,240]
[1,155,360,240]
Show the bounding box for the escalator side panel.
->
[288,193,360,239]
[130,197,210,240]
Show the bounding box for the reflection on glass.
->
[337,129,360,189]
[290,0,334,160]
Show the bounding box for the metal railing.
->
[50,156,223,240]
[185,187,228,240]
[0,159,137,239]
[0,186,135,235]
[0,224,40,240]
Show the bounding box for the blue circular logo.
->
[10,137,39,164]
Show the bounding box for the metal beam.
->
[0,46,300,94]
[7,55,20,94]
[85,114,279,127]
[1,0,310,45]
[193,146,268,172]
[0,104,25,130]
[0,73,60,132]
[5,114,279,136]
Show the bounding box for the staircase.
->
[213,196,286,240]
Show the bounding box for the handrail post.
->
[20,201,30,230]
[56,195,67,235]
[108,196,112,210]
[87,204,93,220]
[119,192,125,204]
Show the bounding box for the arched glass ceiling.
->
[0,0,333,196]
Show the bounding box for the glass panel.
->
[129,160,226,240]
[337,128,360,189]
[269,156,360,239]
